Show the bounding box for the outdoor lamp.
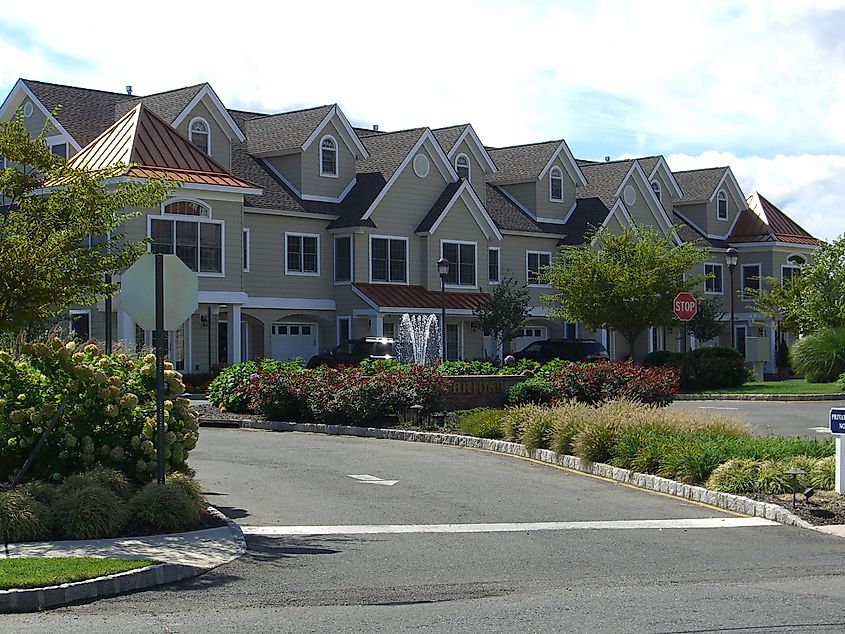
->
[725,248,738,348]
[437,258,450,360]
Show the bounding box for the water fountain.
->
[396,313,440,365]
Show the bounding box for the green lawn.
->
[0,557,155,590]
[697,379,844,395]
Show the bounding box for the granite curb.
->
[227,418,814,530]
[0,505,244,614]
[677,393,845,401]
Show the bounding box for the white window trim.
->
[526,250,552,287]
[69,309,91,339]
[520,326,548,339]
[781,264,801,283]
[549,166,564,203]
[445,321,463,361]
[741,263,761,300]
[648,326,663,353]
[440,239,478,289]
[188,116,211,155]
[455,153,471,180]
[651,180,662,202]
[334,234,353,285]
[146,213,225,278]
[242,228,250,272]
[716,190,728,221]
[319,134,339,178]
[368,234,409,285]
[336,316,352,345]
[704,262,724,295]
[488,246,500,285]
[161,197,212,218]
[285,232,321,276]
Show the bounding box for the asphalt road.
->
[8,428,845,633]
[672,398,845,437]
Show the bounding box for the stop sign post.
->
[673,292,697,354]
[121,254,198,483]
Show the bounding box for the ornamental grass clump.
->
[457,409,507,439]
[547,401,594,456]
[812,456,836,490]
[52,484,128,540]
[61,467,133,501]
[791,329,845,383]
[705,459,761,494]
[129,475,206,532]
[0,489,51,543]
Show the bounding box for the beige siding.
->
[500,182,536,214]
[300,119,356,199]
[498,234,560,307]
[624,181,663,229]
[676,202,708,234]
[535,157,576,221]
[451,139,487,200]
[649,170,674,217]
[266,154,301,192]
[173,99,232,171]
[425,197,493,292]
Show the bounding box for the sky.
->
[1,0,843,240]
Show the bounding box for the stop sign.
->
[673,292,698,321]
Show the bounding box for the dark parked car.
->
[511,338,609,363]
[305,337,396,369]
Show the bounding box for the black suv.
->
[305,337,396,369]
[511,338,609,363]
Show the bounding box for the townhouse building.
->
[0,79,821,373]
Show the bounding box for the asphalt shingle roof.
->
[674,167,727,203]
[415,182,463,233]
[484,185,544,233]
[243,105,334,155]
[431,124,467,154]
[487,141,562,183]
[576,159,635,209]
[114,84,205,123]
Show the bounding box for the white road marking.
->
[698,406,739,411]
[810,427,831,434]
[348,474,399,486]
[241,517,776,537]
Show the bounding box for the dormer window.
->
[455,154,470,180]
[320,136,338,177]
[651,181,661,202]
[717,190,728,220]
[550,167,563,202]
[189,118,210,154]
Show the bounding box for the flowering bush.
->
[207,359,301,413]
[0,338,199,484]
[547,360,679,406]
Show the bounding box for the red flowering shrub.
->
[547,361,678,406]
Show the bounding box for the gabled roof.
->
[485,185,563,235]
[576,159,636,209]
[115,84,204,125]
[673,167,728,203]
[244,105,334,155]
[488,139,586,187]
[641,155,684,199]
[415,180,502,240]
[557,197,612,245]
[730,192,821,246]
[432,125,466,155]
[67,104,259,191]
[432,123,497,174]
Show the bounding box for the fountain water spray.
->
[396,313,440,365]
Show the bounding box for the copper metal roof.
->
[354,283,488,311]
[730,192,821,245]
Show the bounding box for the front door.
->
[735,325,747,360]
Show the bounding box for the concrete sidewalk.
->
[1,508,245,613]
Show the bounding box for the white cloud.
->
[667,152,845,242]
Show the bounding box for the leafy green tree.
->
[687,295,725,343]
[0,115,171,332]
[749,274,805,335]
[542,223,707,359]
[472,273,531,363]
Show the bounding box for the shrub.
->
[755,460,795,495]
[61,467,133,501]
[547,361,678,406]
[0,339,199,485]
[706,459,761,493]
[791,329,845,383]
[642,350,684,370]
[181,371,217,393]
[548,402,593,456]
[508,377,553,405]
[535,359,570,379]
[207,359,300,413]
[457,409,507,439]
[52,484,128,540]
[682,346,749,389]
[812,456,836,490]
[505,358,541,375]
[438,360,498,376]
[521,409,557,453]
[249,368,309,421]
[0,489,51,543]
[129,475,205,532]
[499,405,545,444]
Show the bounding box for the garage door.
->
[270,323,318,363]
[512,326,546,354]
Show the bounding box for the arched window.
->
[782,254,807,284]
[651,181,662,202]
[320,136,338,177]
[455,154,470,180]
[717,190,728,220]
[549,167,563,202]
[189,118,210,155]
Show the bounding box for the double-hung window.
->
[189,118,210,154]
[549,167,563,202]
[286,233,319,275]
[150,200,222,274]
[717,190,728,220]
[371,236,407,283]
[741,264,761,300]
[320,136,338,177]
[334,235,352,283]
[488,247,500,284]
[527,251,551,286]
[442,241,476,287]
[704,263,723,294]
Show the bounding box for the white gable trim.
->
[560,200,579,224]
[707,168,745,208]
[244,206,339,221]
[301,105,369,160]
[423,181,503,241]
[591,199,634,247]
[447,125,497,173]
[351,284,381,311]
[497,186,536,220]
[172,84,246,143]
[646,157,683,199]
[301,176,357,203]
[537,139,588,188]
[0,80,82,151]
[262,158,302,197]
[613,162,676,237]
[360,129,459,221]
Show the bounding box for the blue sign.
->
[830,408,845,434]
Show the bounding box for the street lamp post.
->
[437,258,450,361]
[725,247,739,348]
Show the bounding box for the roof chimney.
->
[372,124,379,131]
[604,155,610,162]
[125,85,133,95]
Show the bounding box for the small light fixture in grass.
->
[784,468,807,508]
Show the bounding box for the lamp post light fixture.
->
[437,257,450,361]
[725,247,739,348]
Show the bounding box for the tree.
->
[542,223,707,359]
[0,115,171,332]
[686,295,725,343]
[472,273,530,363]
[749,274,805,335]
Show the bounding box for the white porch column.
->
[370,314,384,337]
[227,304,242,364]
[117,309,135,350]
[768,325,777,374]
